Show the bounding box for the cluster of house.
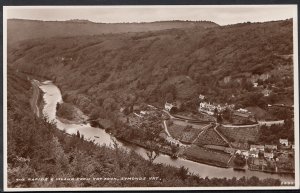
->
[232,108,256,124]
[236,144,275,159]
[252,82,272,97]
[133,110,149,118]
[198,100,256,123]
[198,102,220,115]
[236,138,294,160]
[55,56,73,62]
[198,101,235,115]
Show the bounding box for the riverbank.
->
[56,102,88,124]
[117,137,174,156]
[104,125,231,168]
[30,80,44,117]
[118,136,232,168]
[249,167,295,175]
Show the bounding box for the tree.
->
[161,84,176,101]
[89,109,99,120]
[76,130,80,138]
[234,155,246,167]
[56,103,60,111]
[177,166,189,181]
[214,108,218,116]
[248,176,260,186]
[171,144,179,154]
[103,97,116,111]
[165,92,174,103]
[241,78,253,91]
[217,114,222,123]
[222,107,232,121]
[146,142,159,166]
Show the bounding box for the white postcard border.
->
[2,4,299,191]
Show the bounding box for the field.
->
[183,145,231,167]
[217,125,260,143]
[167,120,208,143]
[173,111,215,122]
[194,127,228,147]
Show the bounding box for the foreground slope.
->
[6,68,282,187]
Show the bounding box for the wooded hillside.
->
[7,68,282,187]
[8,19,293,119]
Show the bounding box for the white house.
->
[237,108,249,113]
[216,104,226,112]
[242,151,249,158]
[120,107,125,113]
[262,89,271,97]
[235,150,241,155]
[264,152,274,159]
[249,150,259,158]
[133,112,143,118]
[226,104,235,110]
[199,102,215,115]
[165,102,174,112]
[258,120,285,127]
[265,145,277,151]
[279,139,289,146]
[236,150,249,158]
[199,94,205,100]
[140,111,147,115]
[250,145,265,152]
[253,82,258,87]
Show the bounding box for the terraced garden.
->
[217,125,260,143]
[194,127,228,147]
[183,145,231,167]
[167,121,208,144]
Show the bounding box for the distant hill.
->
[7,19,218,45]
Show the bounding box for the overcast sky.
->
[5,5,296,25]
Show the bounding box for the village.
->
[100,87,295,174]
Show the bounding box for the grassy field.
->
[183,145,231,167]
[172,120,208,129]
[217,125,260,143]
[194,127,228,147]
[167,121,208,143]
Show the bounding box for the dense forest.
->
[8,19,293,122]
[7,67,282,188]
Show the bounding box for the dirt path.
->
[214,124,232,148]
[190,124,211,144]
[162,120,187,147]
[221,124,259,128]
[163,120,171,136]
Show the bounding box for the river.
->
[39,81,294,182]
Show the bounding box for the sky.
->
[5,5,296,25]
